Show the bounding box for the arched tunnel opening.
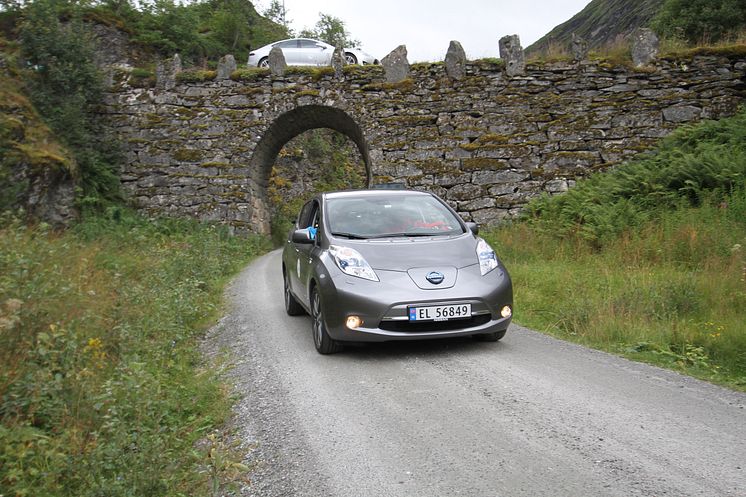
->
[249,105,371,242]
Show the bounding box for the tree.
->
[651,0,746,44]
[263,0,288,29]
[300,12,359,47]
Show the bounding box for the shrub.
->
[526,108,746,244]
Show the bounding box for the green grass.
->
[483,109,746,390]
[0,210,270,496]
[484,198,746,389]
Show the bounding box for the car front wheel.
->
[344,52,358,65]
[311,288,343,354]
[258,57,269,68]
[284,269,304,316]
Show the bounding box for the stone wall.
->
[101,52,746,233]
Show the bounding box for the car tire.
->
[284,269,305,316]
[344,52,358,65]
[258,57,269,68]
[473,329,507,342]
[311,287,343,354]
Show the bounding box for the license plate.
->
[408,304,472,322]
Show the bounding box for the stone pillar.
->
[381,45,410,83]
[632,28,659,67]
[499,35,525,77]
[571,33,589,62]
[269,46,287,76]
[332,46,346,79]
[217,54,237,80]
[445,40,466,80]
[156,54,181,89]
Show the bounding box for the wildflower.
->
[731,243,742,254]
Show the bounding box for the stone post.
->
[332,46,346,79]
[632,28,659,67]
[269,46,287,76]
[571,33,589,62]
[217,54,237,80]
[499,35,525,77]
[445,40,467,80]
[382,45,410,83]
[156,54,181,89]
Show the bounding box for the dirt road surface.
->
[204,250,746,497]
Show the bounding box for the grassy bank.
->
[0,211,269,496]
[483,110,746,390]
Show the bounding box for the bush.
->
[651,0,746,44]
[526,108,746,244]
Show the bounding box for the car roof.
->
[322,189,433,200]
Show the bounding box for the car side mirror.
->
[466,222,479,235]
[292,228,314,244]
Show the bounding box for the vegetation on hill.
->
[1,0,291,66]
[651,0,746,45]
[527,0,664,56]
[484,109,746,389]
[19,0,121,208]
[0,37,77,214]
[528,0,746,58]
[0,211,269,496]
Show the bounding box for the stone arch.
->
[250,105,373,189]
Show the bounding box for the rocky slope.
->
[527,0,664,56]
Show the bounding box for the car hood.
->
[339,235,479,271]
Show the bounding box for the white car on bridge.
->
[247,38,378,68]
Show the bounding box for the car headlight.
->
[476,237,499,276]
[329,245,379,282]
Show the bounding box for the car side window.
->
[307,203,321,241]
[277,40,298,49]
[297,201,313,228]
[299,39,318,48]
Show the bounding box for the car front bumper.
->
[316,262,513,342]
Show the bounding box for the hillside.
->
[0,38,78,225]
[527,0,664,55]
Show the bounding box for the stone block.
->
[571,33,588,62]
[217,55,237,80]
[663,105,702,123]
[632,28,659,67]
[499,35,525,77]
[269,46,287,76]
[382,45,410,83]
[445,41,466,80]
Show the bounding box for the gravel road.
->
[204,250,746,497]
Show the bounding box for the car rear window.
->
[326,194,464,239]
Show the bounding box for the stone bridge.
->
[101,43,746,233]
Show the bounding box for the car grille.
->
[378,314,491,333]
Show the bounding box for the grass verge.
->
[0,209,270,496]
[484,198,746,390]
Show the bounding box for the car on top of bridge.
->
[281,189,513,354]
[247,38,379,68]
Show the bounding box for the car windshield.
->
[326,194,465,239]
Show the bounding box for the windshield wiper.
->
[367,232,443,239]
[330,232,369,239]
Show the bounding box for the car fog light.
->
[500,305,512,318]
[346,315,363,329]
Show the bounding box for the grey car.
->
[282,190,513,354]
